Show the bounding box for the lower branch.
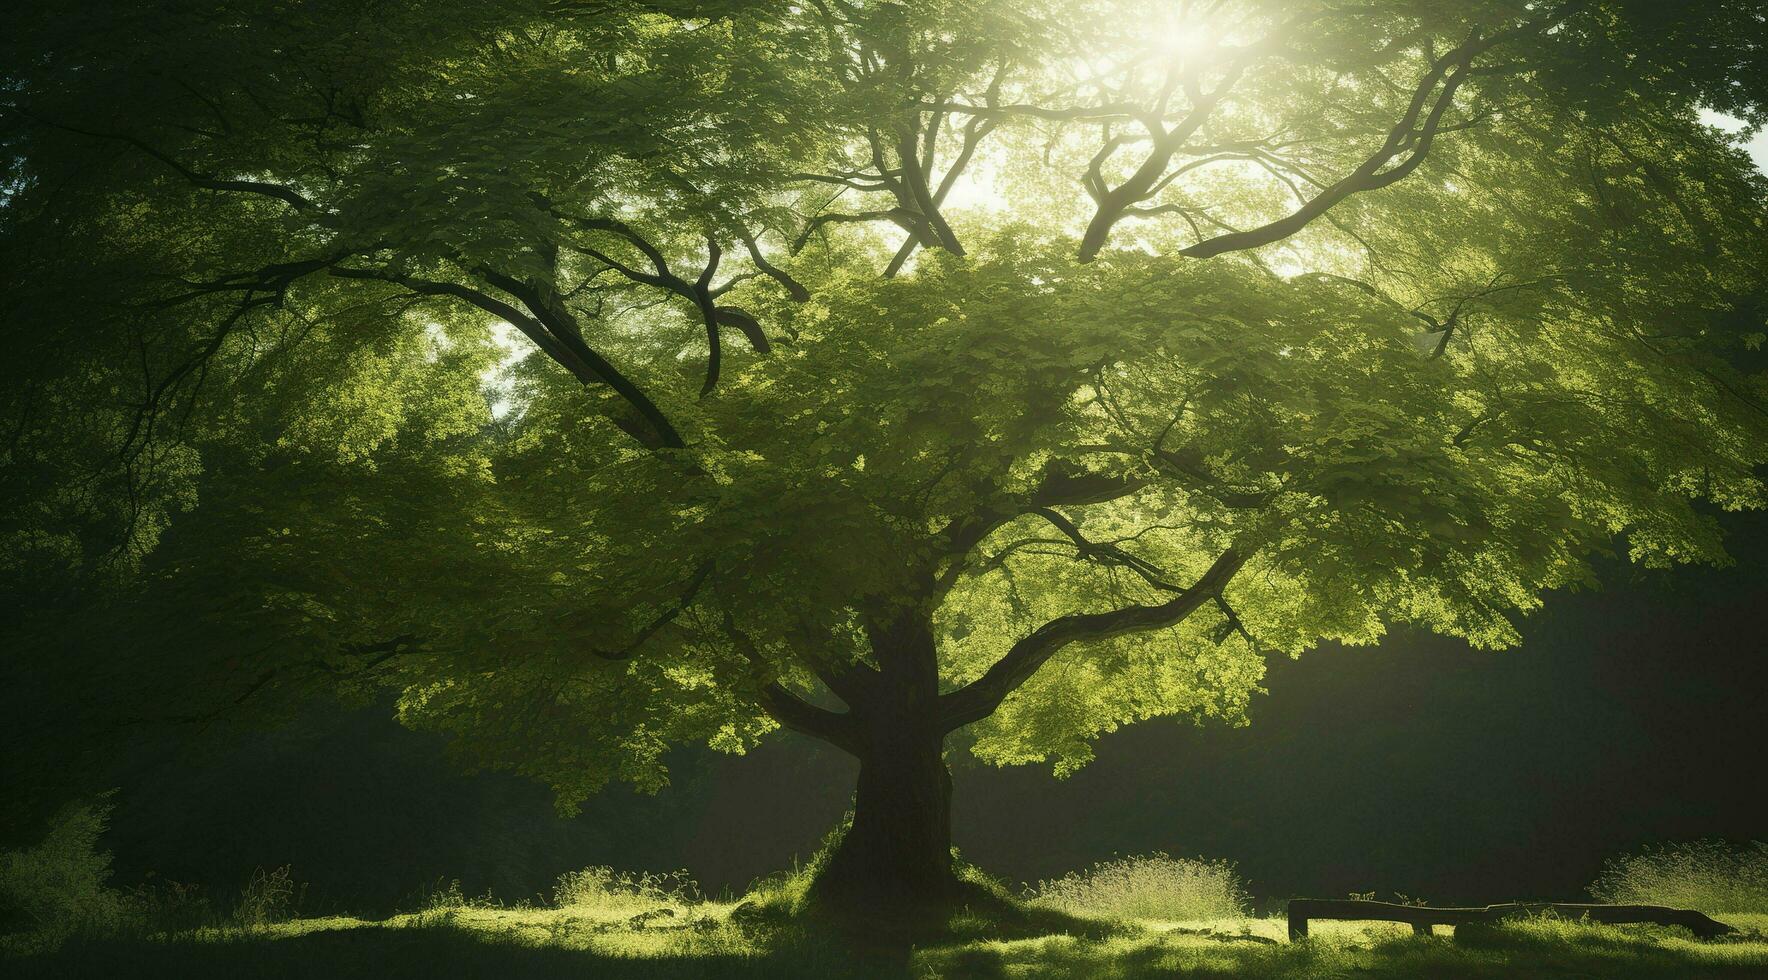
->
[479,270,688,449]
[722,612,864,752]
[18,112,316,211]
[757,682,863,752]
[938,547,1246,731]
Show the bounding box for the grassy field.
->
[11,902,1768,978]
[7,819,1768,977]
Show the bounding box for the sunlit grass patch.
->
[251,915,377,937]
[386,864,770,953]
[10,832,1768,978]
[13,906,1768,978]
[552,867,701,918]
[1717,912,1768,934]
[1448,914,1768,975]
[1592,840,1768,914]
[1026,853,1249,922]
[385,872,766,960]
[381,904,760,958]
[919,914,1768,979]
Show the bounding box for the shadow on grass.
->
[12,915,1767,979]
[10,924,904,980]
[924,919,1768,980]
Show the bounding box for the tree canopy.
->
[4,0,1767,829]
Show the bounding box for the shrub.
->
[234,866,303,927]
[1027,853,1249,921]
[1590,840,1768,913]
[0,796,136,953]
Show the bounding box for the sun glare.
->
[1153,2,1220,63]
[1159,24,1209,60]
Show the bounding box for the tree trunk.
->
[809,719,961,917]
[807,608,963,921]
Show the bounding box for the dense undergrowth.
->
[5,803,1767,977]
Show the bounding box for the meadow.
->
[11,887,1768,978]
[5,807,1767,978]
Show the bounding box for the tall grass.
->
[1590,840,1768,913]
[1027,853,1249,921]
[552,866,704,919]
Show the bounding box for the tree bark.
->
[810,720,960,916]
[807,607,964,920]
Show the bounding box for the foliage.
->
[0,797,134,954]
[1028,853,1248,921]
[3,0,1767,853]
[1592,841,1768,914]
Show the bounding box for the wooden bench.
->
[1285,898,1737,941]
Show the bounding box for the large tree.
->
[5,0,1767,915]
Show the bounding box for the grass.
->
[923,914,1768,978]
[10,906,1768,978]
[7,815,1768,978]
[1592,840,1768,913]
[1026,853,1249,921]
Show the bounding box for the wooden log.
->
[1285,899,1738,942]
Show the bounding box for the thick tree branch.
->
[939,547,1246,731]
[722,613,863,751]
[328,266,577,368]
[796,72,1007,277]
[1029,507,1190,592]
[757,683,864,752]
[1075,43,1268,261]
[337,251,691,450]
[534,194,771,358]
[893,120,965,256]
[1176,48,1477,259]
[1032,467,1152,507]
[17,112,316,211]
[1175,8,1582,260]
[789,171,896,192]
[477,269,689,449]
[738,231,811,301]
[693,236,724,395]
[884,86,1003,277]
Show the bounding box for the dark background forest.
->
[15,512,1760,917]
